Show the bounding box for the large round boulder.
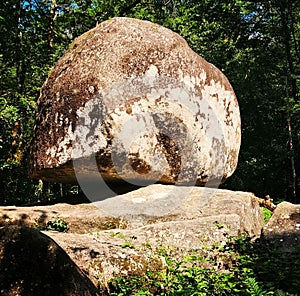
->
[29,17,241,188]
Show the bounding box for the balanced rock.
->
[29,17,241,187]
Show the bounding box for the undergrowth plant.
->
[44,218,68,232]
[106,233,300,295]
[261,207,273,222]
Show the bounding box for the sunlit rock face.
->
[29,17,241,186]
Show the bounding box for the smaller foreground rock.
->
[263,201,300,253]
[0,225,99,296]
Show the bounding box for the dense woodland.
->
[0,0,299,205]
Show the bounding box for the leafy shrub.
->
[45,218,68,232]
[107,234,300,295]
[261,207,273,222]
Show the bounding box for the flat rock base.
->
[0,186,264,284]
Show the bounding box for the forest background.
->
[0,0,299,205]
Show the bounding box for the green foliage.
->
[121,241,136,249]
[261,207,273,222]
[244,277,270,296]
[44,218,68,233]
[107,234,300,295]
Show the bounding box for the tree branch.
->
[119,0,142,17]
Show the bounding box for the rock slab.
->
[29,17,241,187]
[0,186,264,238]
[0,186,264,285]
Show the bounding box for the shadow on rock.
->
[0,225,100,296]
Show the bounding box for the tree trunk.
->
[279,0,299,202]
[15,0,23,91]
[48,0,56,61]
[287,111,297,201]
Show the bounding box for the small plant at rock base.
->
[45,218,68,232]
[121,241,135,249]
[261,207,273,222]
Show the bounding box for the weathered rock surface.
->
[0,186,264,237]
[0,225,99,296]
[263,201,300,253]
[29,17,241,186]
[0,186,264,285]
